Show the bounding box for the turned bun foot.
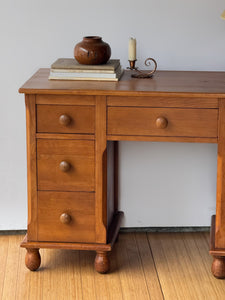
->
[212,256,225,279]
[25,248,41,271]
[94,251,110,274]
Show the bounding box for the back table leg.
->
[212,257,225,279]
[210,100,225,279]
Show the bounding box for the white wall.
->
[0,0,224,229]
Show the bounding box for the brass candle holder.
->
[127,58,157,78]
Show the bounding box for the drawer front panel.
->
[107,107,218,137]
[107,96,218,108]
[36,94,95,105]
[37,191,95,243]
[37,139,95,191]
[37,105,95,134]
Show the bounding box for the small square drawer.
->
[37,191,95,243]
[37,139,95,192]
[107,107,218,138]
[37,105,95,134]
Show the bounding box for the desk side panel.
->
[25,95,38,241]
[107,141,115,231]
[95,96,107,243]
[215,99,225,248]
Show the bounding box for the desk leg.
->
[210,100,225,278]
[25,248,41,271]
[94,251,110,273]
[212,257,225,279]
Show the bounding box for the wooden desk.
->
[19,69,225,278]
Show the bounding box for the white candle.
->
[128,37,136,61]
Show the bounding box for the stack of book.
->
[49,58,123,81]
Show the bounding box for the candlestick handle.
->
[132,58,157,78]
[143,58,157,75]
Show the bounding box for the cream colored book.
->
[51,58,121,72]
[49,68,124,81]
[51,68,118,74]
[49,65,122,79]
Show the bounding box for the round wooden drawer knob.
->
[156,117,168,129]
[60,213,71,224]
[59,114,71,126]
[59,161,71,172]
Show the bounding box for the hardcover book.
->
[49,66,124,81]
[51,58,121,72]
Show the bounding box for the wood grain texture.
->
[95,96,107,243]
[94,251,110,273]
[196,232,225,296]
[37,139,95,192]
[210,215,225,256]
[107,107,218,138]
[37,105,95,134]
[37,191,95,243]
[183,232,225,294]
[41,248,82,300]
[36,94,95,105]
[25,95,38,241]
[80,250,97,300]
[4,233,225,299]
[210,215,225,278]
[25,248,41,271]
[16,236,34,300]
[215,99,225,249]
[115,233,161,300]
[135,233,164,300]
[20,69,225,277]
[94,247,123,300]
[148,232,225,299]
[1,236,21,300]
[107,95,219,108]
[107,141,115,229]
[19,69,225,97]
[107,135,217,143]
[21,235,111,251]
[21,212,123,252]
[211,257,225,279]
[36,133,95,140]
[113,141,119,211]
[0,236,9,298]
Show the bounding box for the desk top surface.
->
[19,68,225,97]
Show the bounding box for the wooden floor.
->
[1,233,225,300]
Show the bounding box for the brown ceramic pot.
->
[74,36,111,65]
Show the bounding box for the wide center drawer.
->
[37,139,95,191]
[37,191,95,243]
[107,107,218,137]
[37,105,95,134]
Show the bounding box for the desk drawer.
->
[107,107,218,137]
[37,191,95,243]
[37,105,95,134]
[37,139,95,191]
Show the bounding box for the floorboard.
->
[148,232,225,300]
[134,233,164,300]
[1,236,20,300]
[0,236,9,300]
[116,233,161,300]
[1,233,225,300]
